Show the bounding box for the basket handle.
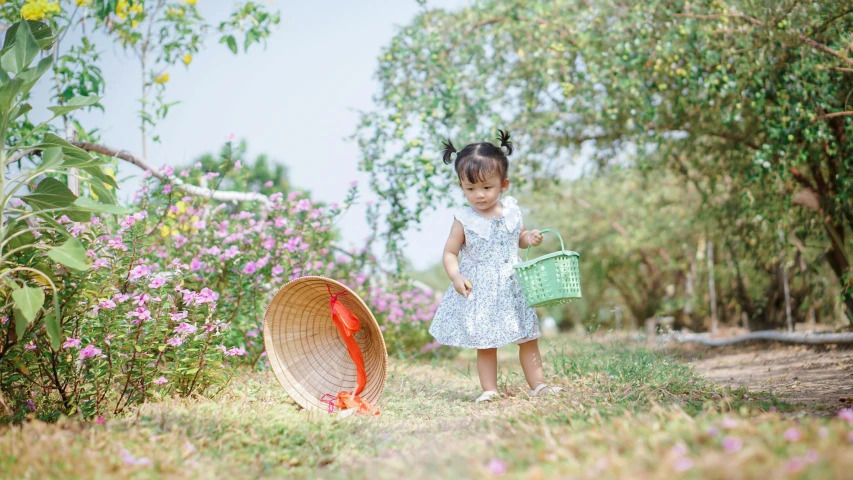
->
[525,229,566,261]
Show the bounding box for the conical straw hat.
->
[263,276,388,411]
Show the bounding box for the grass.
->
[2,335,852,479]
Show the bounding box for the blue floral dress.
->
[429,196,540,349]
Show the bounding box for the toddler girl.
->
[429,130,563,402]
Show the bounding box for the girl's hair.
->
[442,130,513,184]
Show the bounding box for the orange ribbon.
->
[325,286,380,416]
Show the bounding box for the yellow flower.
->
[182,53,192,66]
[21,0,61,21]
[159,226,172,237]
[131,20,138,28]
[153,73,170,84]
[129,3,143,14]
[76,0,90,6]
[182,0,198,5]
[116,0,128,19]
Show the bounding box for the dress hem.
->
[430,331,541,350]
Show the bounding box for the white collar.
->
[453,196,521,240]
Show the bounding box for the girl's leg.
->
[518,339,545,390]
[477,348,499,392]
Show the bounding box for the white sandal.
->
[475,390,500,403]
[529,384,564,397]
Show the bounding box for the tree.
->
[356,0,853,323]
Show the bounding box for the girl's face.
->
[459,172,510,213]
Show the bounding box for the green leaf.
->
[40,146,63,170]
[90,179,117,205]
[224,35,238,54]
[73,196,129,215]
[46,294,61,350]
[0,20,39,74]
[46,237,90,271]
[34,133,95,164]
[3,21,53,51]
[18,56,53,97]
[0,77,23,112]
[12,286,44,323]
[10,102,31,121]
[21,177,77,210]
[47,95,101,117]
[186,368,200,375]
[14,308,29,339]
[82,165,118,189]
[4,220,35,251]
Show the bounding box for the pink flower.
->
[264,180,273,188]
[153,377,168,385]
[225,132,236,141]
[670,444,688,457]
[166,336,183,347]
[242,262,257,275]
[195,288,219,305]
[1,316,8,324]
[134,293,150,306]
[839,409,853,423]
[92,258,110,270]
[98,299,117,311]
[224,347,246,356]
[107,236,128,251]
[721,436,742,453]
[673,457,693,472]
[120,449,151,467]
[294,199,311,213]
[349,180,358,188]
[272,265,284,276]
[58,215,73,224]
[127,307,151,322]
[246,329,259,338]
[161,165,174,176]
[148,276,167,288]
[62,338,82,349]
[786,457,806,474]
[174,322,197,335]
[784,427,801,442]
[129,264,151,280]
[170,310,189,322]
[721,417,737,429]
[79,344,102,360]
[190,257,203,271]
[486,458,507,476]
[234,160,242,169]
[95,417,106,424]
[163,184,172,194]
[804,450,819,464]
[25,343,37,351]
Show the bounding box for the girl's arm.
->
[443,220,471,296]
[519,225,543,249]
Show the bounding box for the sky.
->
[27,0,472,270]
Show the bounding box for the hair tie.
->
[441,139,457,165]
[497,129,513,156]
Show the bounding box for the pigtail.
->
[441,139,457,165]
[497,129,513,156]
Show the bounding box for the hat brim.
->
[263,276,388,411]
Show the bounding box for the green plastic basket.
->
[513,229,582,308]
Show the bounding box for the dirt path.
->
[679,342,853,412]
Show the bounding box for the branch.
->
[673,330,853,346]
[4,148,39,166]
[675,12,853,67]
[817,66,853,73]
[812,110,853,122]
[70,141,271,206]
[674,13,764,27]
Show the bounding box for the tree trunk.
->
[707,241,718,332]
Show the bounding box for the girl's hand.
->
[452,277,473,297]
[527,230,544,247]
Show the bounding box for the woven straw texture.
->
[263,276,388,411]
